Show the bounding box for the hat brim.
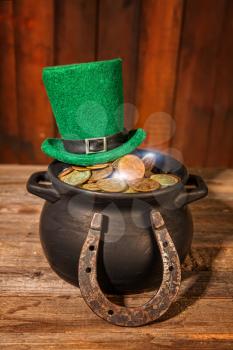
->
[41,128,146,166]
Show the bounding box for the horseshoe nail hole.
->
[89,245,95,251]
[108,310,114,315]
[86,267,91,273]
[169,265,174,271]
[163,241,168,247]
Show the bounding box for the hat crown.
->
[43,59,124,140]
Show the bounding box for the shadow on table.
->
[159,169,231,322]
[109,169,231,322]
[158,247,220,322]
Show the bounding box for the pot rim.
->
[48,150,189,200]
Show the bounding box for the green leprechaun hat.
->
[41,58,146,166]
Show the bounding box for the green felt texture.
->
[41,128,146,166]
[41,58,147,165]
[42,58,124,140]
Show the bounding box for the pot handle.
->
[78,210,181,327]
[27,171,60,203]
[174,174,208,208]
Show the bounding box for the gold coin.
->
[124,187,138,193]
[72,165,89,171]
[150,174,180,187]
[89,165,113,182]
[58,167,73,178]
[112,158,121,169]
[129,178,160,192]
[97,178,127,192]
[142,153,156,172]
[81,183,100,191]
[87,163,110,170]
[61,170,91,186]
[117,155,145,181]
[144,170,154,178]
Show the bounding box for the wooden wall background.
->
[0,0,232,167]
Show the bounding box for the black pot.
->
[27,150,208,326]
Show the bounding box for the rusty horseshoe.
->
[78,210,181,327]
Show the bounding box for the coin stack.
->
[58,154,180,193]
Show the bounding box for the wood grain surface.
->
[206,0,233,167]
[13,0,54,164]
[136,0,183,150]
[54,0,97,65]
[97,0,140,129]
[0,0,18,162]
[172,0,227,166]
[0,0,232,166]
[0,166,232,349]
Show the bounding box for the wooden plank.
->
[54,0,97,64]
[1,208,232,247]
[0,297,232,349]
[0,164,45,183]
[0,0,18,162]
[1,235,232,271]
[0,338,232,350]
[0,168,233,248]
[1,196,232,248]
[0,166,233,348]
[0,296,233,330]
[0,201,232,244]
[13,0,54,164]
[206,0,233,167]
[97,0,141,129]
[1,265,232,299]
[0,335,232,350]
[172,0,226,166]
[135,0,184,150]
[54,0,97,137]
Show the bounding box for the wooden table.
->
[0,166,232,349]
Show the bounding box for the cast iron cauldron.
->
[27,149,208,326]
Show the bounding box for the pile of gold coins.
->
[58,154,180,193]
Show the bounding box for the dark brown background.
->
[0,0,232,167]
